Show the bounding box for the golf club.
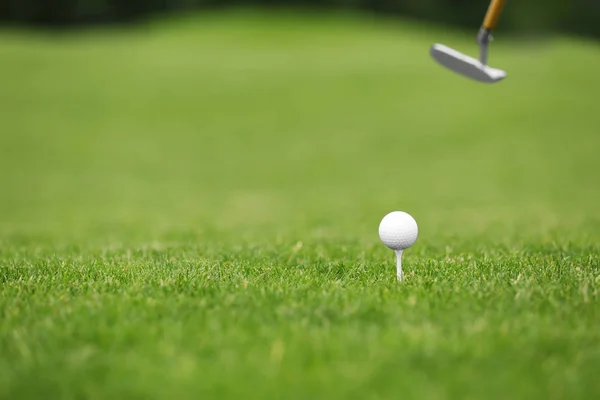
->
[430,0,507,83]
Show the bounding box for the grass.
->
[1,9,600,400]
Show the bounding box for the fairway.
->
[1,10,599,399]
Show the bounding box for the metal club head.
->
[430,43,506,84]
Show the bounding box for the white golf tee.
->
[395,250,403,282]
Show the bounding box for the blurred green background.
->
[2,6,599,239]
[1,0,600,38]
[1,2,599,240]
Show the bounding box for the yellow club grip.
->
[482,0,507,31]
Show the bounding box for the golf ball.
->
[378,211,418,251]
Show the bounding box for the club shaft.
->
[483,0,507,31]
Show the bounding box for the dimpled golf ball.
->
[378,211,418,251]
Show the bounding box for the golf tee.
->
[395,250,403,282]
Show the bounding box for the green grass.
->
[1,9,600,400]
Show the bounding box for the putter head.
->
[430,43,506,84]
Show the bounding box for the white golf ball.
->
[378,211,418,251]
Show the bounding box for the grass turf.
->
[1,9,600,400]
